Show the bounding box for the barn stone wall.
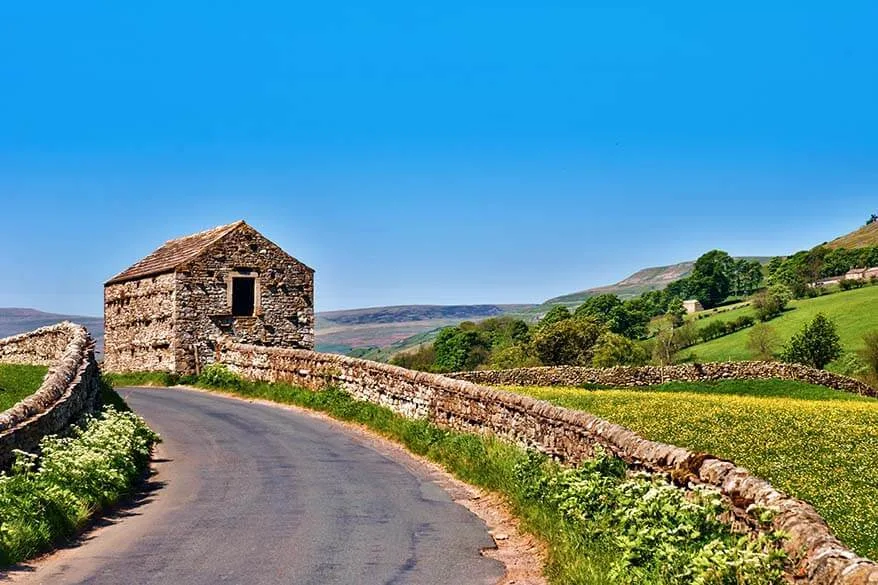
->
[174,224,314,375]
[0,323,102,469]
[448,362,877,397]
[216,341,877,585]
[104,273,176,373]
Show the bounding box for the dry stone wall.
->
[0,322,102,469]
[217,341,878,585]
[449,362,877,398]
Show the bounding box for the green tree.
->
[746,323,780,361]
[752,284,792,322]
[780,313,843,370]
[687,250,734,308]
[532,317,604,366]
[574,294,622,321]
[488,344,541,369]
[433,326,491,372]
[592,333,649,367]
[537,305,571,330]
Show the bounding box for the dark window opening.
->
[232,277,256,316]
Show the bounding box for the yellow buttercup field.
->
[504,380,878,559]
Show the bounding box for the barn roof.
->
[105,221,246,285]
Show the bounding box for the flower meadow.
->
[0,408,159,565]
[507,379,878,559]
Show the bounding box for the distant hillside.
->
[544,257,772,307]
[0,308,104,356]
[315,304,537,353]
[823,221,878,250]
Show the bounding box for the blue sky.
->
[1,1,876,316]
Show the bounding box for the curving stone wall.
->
[217,341,877,585]
[447,362,877,398]
[0,322,103,468]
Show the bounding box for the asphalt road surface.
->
[8,387,505,585]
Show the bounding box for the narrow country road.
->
[7,387,505,585]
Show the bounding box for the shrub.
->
[592,333,649,367]
[487,344,541,369]
[698,321,727,342]
[198,363,243,388]
[859,332,878,385]
[532,317,604,366]
[752,285,791,322]
[780,313,843,370]
[514,449,786,584]
[0,408,158,565]
[746,323,780,361]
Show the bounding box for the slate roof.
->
[106,221,246,285]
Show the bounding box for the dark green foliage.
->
[868,214,878,226]
[591,333,649,367]
[768,245,878,298]
[781,313,843,370]
[389,344,437,371]
[538,305,572,329]
[433,324,492,372]
[752,285,792,321]
[575,294,650,339]
[401,317,535,373]
[687,250,735,309]
[699,321,728,342]
[839,278,866,291]
[574,293,622,320]
[532,317,604,366]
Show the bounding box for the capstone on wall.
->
[103,273,176,372]
[174,225,314,374]
[448,362,877,398]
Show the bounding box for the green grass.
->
[0,406,158,566]
[503,379,878,559]
[688,285,878,371]
[0,364,48,411]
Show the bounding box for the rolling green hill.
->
[688,285,878,370]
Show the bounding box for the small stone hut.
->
[104,221,314,374]
[683,299,704,314]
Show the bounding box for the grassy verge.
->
[0,405,159,566]
[503,379,878,559]
[109,369,787,584]
[0,364,49,411]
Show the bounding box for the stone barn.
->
[104,221,314,374]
